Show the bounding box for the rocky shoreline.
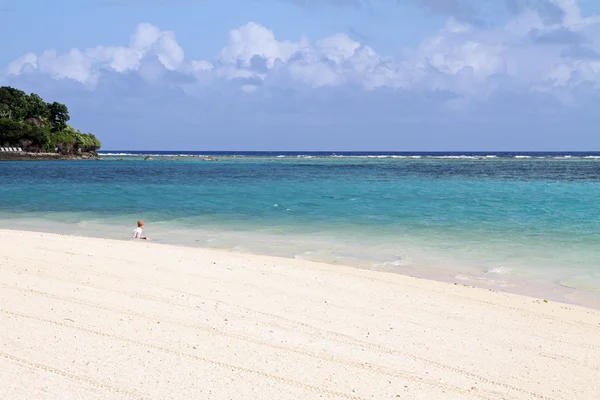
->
[0,152,101,161]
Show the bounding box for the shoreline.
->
[1,228,593,308]
[2,228,599,399]
[3,223,600,310]
[1,222,599,310]
[0,152,101,161]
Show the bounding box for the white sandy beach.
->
[1,229,599,400]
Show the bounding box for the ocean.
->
[2,151,600,307]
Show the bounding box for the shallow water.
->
[2,152,600,307]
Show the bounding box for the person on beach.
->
[132,220,148,240]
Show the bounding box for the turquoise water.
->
[2,153,600,306]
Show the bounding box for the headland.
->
[0,86,102,160]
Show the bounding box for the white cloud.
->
[218,22,303,68]
[7,53,38,75]
[5,22,184,86]
[5,0,600,102]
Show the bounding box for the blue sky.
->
[2,0,600,150]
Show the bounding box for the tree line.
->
[0,86,101,154]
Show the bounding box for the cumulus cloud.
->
[4,0,600,106]
[6,23,184,87]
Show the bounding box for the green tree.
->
[47,101,70,132]
[0,103,11,119]
[24,123,51,151]
[25,93,49,120]
[0,118,24,143]
[0,86,28,120]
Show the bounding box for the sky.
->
[2,0,600,151]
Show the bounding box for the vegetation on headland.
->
[0,86,101,155]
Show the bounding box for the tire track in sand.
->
[2,269,561,400]
[1,283,510,400]
[3,265,561,399]
[0,351,145,399]
[1,309,370,400]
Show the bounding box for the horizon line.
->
[98,150,600,153]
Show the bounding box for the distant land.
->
[0,86,101,160]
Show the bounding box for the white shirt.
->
[132,227,143,238]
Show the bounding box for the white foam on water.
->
[371,258,405,270]
[102,153,209,158]
[76,221,93,228]
[485,266,514,275]
[431,155,479,159]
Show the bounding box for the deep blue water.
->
[2,151,600,304]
